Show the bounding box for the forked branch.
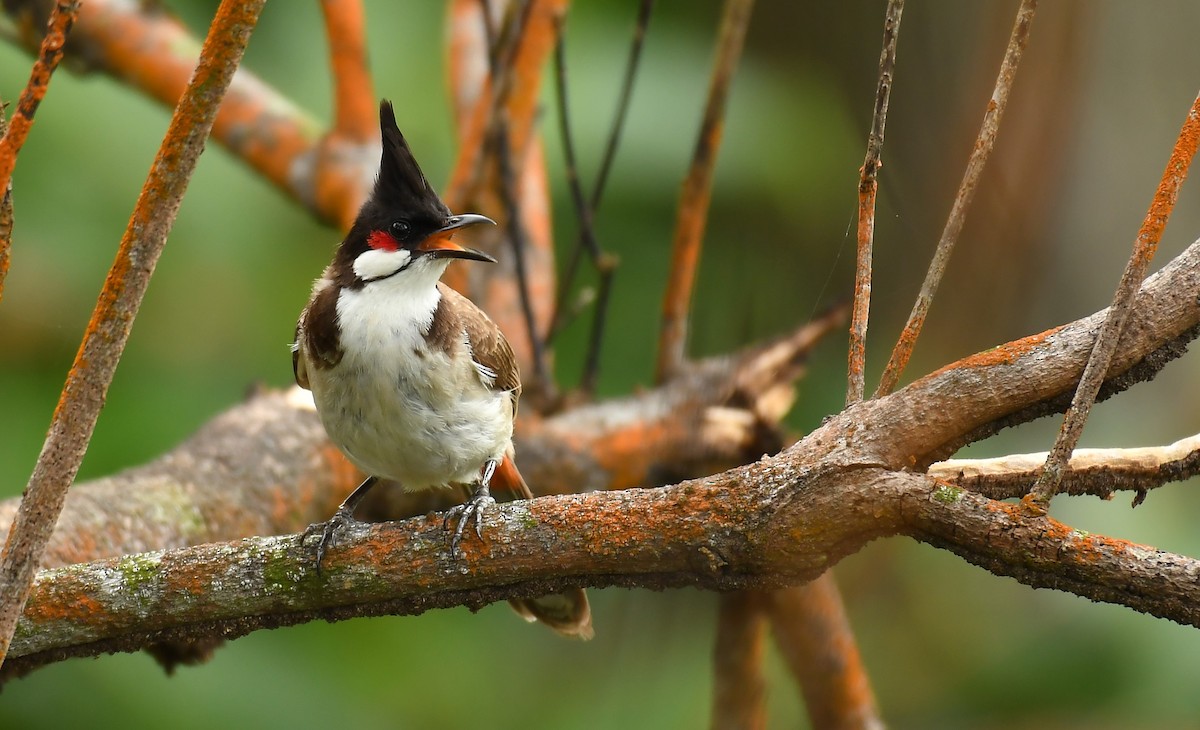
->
[875,0,1038,397]
[656,0,755,383]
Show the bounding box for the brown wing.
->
[435,283,521,409]
[293,282,343,390]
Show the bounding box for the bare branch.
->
[0,0,265,667]
[10,461,1200,680]
[875,0,1038,397]
[0,1,76,195]
[931,433,1200,503]
[547,0,653,362]
[0,1,76,301]
[848,0,903,404]
[493,114,555,390]
[590,0,654,213]
[314,0,378,231]
[903,472,1200,627]
[656,0,755,383]
[321,0,375,144]
[0,103,11,304]
[766,580,884,730]
[1029,89,1200,507]
[550,14,618,395]
[710,592,767,730]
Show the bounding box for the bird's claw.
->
[443,493,496,559]
[299,507,359,575]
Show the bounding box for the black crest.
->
[372,101,451,220]
[334,101,455,283]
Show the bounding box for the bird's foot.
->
[443,489,496,560]
[299,506,363,575]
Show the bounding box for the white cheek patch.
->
[354,248,411,281]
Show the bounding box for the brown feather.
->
[298,284,344,383]
[430,283,521,412]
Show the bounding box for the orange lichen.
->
[928,326,1064,378]
[657,0,753,382]
[592,420,673,490]
[23,591,106,625]
[0,1,77,196]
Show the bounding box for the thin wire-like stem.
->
[710,592,768,730]
[494,115,552,388]
[591,0,655,212]
[848,0,904,404]
[0,0,265,667]
[874,0,1038,397]
[546,0,654,350]
[0,101,11,304]
[0,1,78,302]
[1027,89,1200,508]
[655,0,755,384]
[550,15,617,394]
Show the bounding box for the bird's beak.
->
[417,213,497,263]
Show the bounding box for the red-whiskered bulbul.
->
[293,100,591,639]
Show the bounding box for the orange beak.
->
[416,213,497,262]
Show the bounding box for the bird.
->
[292,100,592,639]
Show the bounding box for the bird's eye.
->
[390,220,411,237]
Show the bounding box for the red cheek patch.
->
[367,230,399,251]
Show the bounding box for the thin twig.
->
[0,1,77,302]
[443,0,535,210]
[568,0,657,389]
[0,0,76,192]
[320,0,376,143]
[1027,88,1200,508]
[0,185,10,303]
[874,0,1038,397]
[767,580,885,730]
[546,0,653,358]
[549,14,617,394]
[593,0,654,212]
[848,0,904,404]
[0,98,11,304]
[494,114,553,388]
[655,0,756,384]
[0,0,265,667]
[443,0,565,397]
[710,592,767,730]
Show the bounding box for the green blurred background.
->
[2,1,1200,727]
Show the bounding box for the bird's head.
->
[335,100,495,286]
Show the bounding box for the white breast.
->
[306,272,513,491]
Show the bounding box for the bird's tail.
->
[493,454,594,640]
